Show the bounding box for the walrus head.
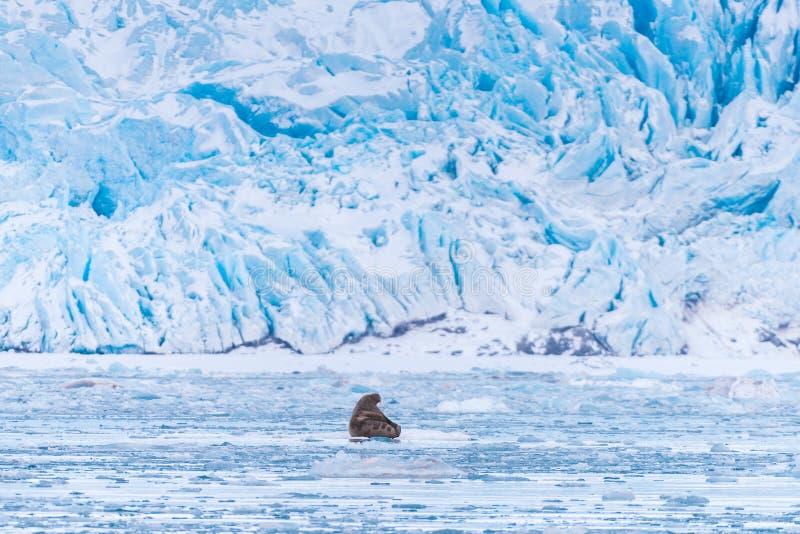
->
[355,392,381,409]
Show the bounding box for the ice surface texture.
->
[2,356,800,531]
[1,0,799,354]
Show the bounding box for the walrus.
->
[349,393,401,439]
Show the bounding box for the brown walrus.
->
[349,393,401,439]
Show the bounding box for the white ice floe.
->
[309,451,463,478]
[433,397,512,414]
[602,490,636,501]
[662,495,710,507]
[707,377,781,400]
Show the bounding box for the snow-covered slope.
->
[1,0,799,355]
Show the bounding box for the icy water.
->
[1,359,799,532]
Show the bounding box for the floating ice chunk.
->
[433,397,511,414]
[309,451,462,478]
[238,477,277,487]
[231,506,262,515]
[729,378,780,400]
[662,494,709,507]
[706,377,737,397]
[710,443,732,453]
[707,377,780,400]
[602,489,635,501]
[107,362,133,376]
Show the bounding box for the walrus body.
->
[349,393,401,439]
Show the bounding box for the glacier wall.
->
[0,0,799,354]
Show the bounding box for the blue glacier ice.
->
[0,0,799,354]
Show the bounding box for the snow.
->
[0,0,799,355]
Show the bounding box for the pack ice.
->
[0,0,798,355]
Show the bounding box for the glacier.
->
[0,0,799,354]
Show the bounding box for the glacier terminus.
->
[1,0,800,355]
